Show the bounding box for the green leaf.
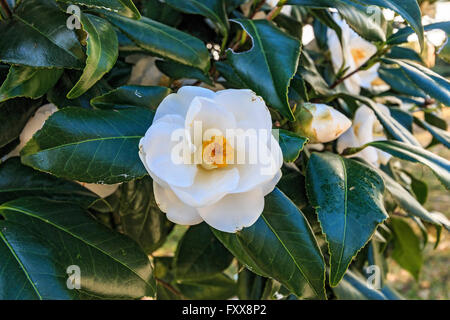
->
[67,14,118,99]
[0,158,97,208]
[306,152,388,287]
[388,21,450,45]
[288,0,386,42]
[90,85,171,109]
[414,116,450,148]
[21,107,154,184]
[378,66,427,98]
[362,140,450,189]
[276,129,308,162]
[213,188,326,299]
[0,98,41,148]
[226,19,301,120]
[346,94,421,146]
[349,0,424,49]
[0,66,63,102]
[237,268,271,300]
[165,0,229,38]
[176,273,237,300]
[375,166,441,226]
[0,0,85,69]
[384,59,450,106]
[47,71,112,109]
[155,60,213,85]
[174,223,233,281]
[297,51,334,97]
[390,217,422,280]
[114,176,173,254]
[0,220,76,299]
[104,13,210,72]
[215,61,247,89]
[332,270,387,300]
[57,0,141,19]
[0,197,156,299]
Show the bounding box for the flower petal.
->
[171,167,240,207]
[139,115,197,188]
[198,187,265,233]
[154,86,215,122]
[154,181,203,225]
[214,89,272,132]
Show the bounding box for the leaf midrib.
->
[0,205,156,293]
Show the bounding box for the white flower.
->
[139,86,283,233]
[294,103,352,143]
[3,103,119,198]
[327,13,380,94]
[337,104,392,167]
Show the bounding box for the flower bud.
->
[293,103,352,143]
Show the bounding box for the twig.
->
[155,278,186,299]
[0,0,11,18]
[266,0,287,21]
[329,67,362,89]
[249,0,266,19]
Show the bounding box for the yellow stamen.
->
[202,136,234,169]
[351,48,367,66]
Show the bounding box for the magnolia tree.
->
[0,0,448,300]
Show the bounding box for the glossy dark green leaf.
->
[0,158,97,207]
[104,13,210,72]
[47,70,112,109]
[213,188,326,299]
[215,61,247,89]
[375,167,441,226]
[349,0,424,48]
[414,116,450,148]
[378,66,427,98]
[332,270,387,300]
[21,107,154,184]
[0,197,156,299]
[155,60,213,85]
[114,176,173,254]
[384,59,450,106]
[288,0,385,42]
[176,273,237,300]
[363,140,450,189]
[0,220,77,299]
[67,14,118,99]
[306,152,388,287]
[277,167,308,209]
[226,19,301,120]
[276,129,308,163]
[237,268,272,300]
[174,223,233,281]
[297,51,334,97]
[0,0,85,69]
[57,0,141,19]
[388,21,449,45]
[165,0,229,38]
[90,85,170,109]
[0,66,63,102]
[386,46,422,63]
[141,0,182,27]
[390,217,422,280]
[346,94,421,146]
[0,98,41,148]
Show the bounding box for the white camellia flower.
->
[3,103,119,198]
[139,86,283,233]
[294,103,352,143]
[337,104,392,167]
[327,13,381,94]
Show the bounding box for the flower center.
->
[201,135,234,170]
[351,48,367,66]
